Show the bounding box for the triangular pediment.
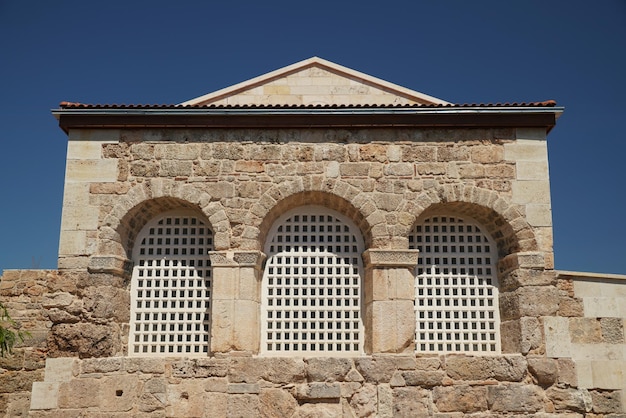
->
[181,57,450,106]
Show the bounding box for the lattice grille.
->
[409,216,500,354]
[129,212,213,356]
[262,207,364,355]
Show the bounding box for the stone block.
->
[488,384,543,413]
[30,381,59,410]
[366,299,415,354]
[44,358,76,382]
[81,357,122,374]
[433,385,488,412]
[527,356,558,386]
[228,383,260,394]
[516,160,549,180]
[601,317,624,343]
[444,355,527,382]
[58,230,87,255]
[259,389,298,418]
[166,379,205,418]
[505,139,546,162]
[69,129,120,142]
[306,357,352,382]
[589,389,623,414]
[228,357,306,385]
[65,159,118,183]
[296,383,341,400]
[511,180,551,204]
[546,387,591,413]
[233,300,260,351]
[401,370,445,387]
[392,387,431,416]
[545,317,573,357]
[526,204,553,227]
[99,375,141,412]
[517,285,559,316]
[569,318,603,344]
[590,360,626,389]
[66,141,105,160]
[58,378,101,408]
[582,297,624,318]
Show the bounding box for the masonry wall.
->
[1,124,624,416]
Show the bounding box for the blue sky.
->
[0,1,624,274]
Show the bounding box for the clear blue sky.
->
[0,1,624,274]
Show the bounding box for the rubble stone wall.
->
[0,270,51,417]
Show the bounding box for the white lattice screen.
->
[129,211,213,356]
[409,216,500,354]
[261,206,364,356]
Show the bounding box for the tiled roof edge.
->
[58,100,558,109]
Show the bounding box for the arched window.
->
[129,210,213,356]
[261,206,364,356]
[409,215,500,354]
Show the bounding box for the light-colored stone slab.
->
[58,230,87,255]
[582,297,623,318]
[525,204,553,227]
[516,160,549,180]
[590,360,626,389]
[511,181,551,204]
[544,317,572,357]
[65,159,118,183]
[44,357,76,382]
[30,381,60,410]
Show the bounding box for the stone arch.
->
[242,177,372,251]
[402,184,536,258]
[97,179,231,260]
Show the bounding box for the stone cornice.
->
[362,249,420,268]
[209,251,266,268]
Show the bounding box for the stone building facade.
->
[1,57,625,416]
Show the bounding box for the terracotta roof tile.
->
[58,100,558,109]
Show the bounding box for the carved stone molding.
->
[88,255,133,278]
[209,250,266,268]
[362,249,420,269]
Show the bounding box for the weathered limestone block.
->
[355,356,416,384]
[557,358,578,387]
[227,383,260,394]
[123,357,166,374]
[546,387,592,413]
[229,357,306,384]
[166,379,205,418]
[57,378,101,408]
[600,317,625,343]
[171,358,228,378]
[296,383,341,400]
[82,286,129,322]
[444,355,527,382]
[81,357,122,374]
[569,318,603,344]
[99,375,141,412]
[392,387,431,416]
[227,394,260,417]
[589,389,623,414]
[0,370,44,393]
[306,357,352,382]
[293,402,342,418]
[349,383,377,417]
[259,388,298,418]
[433,385,488,413]
[49,323,120,358]
[527,356,559,387]
[487,384,544,413]
[401,370,446,387]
